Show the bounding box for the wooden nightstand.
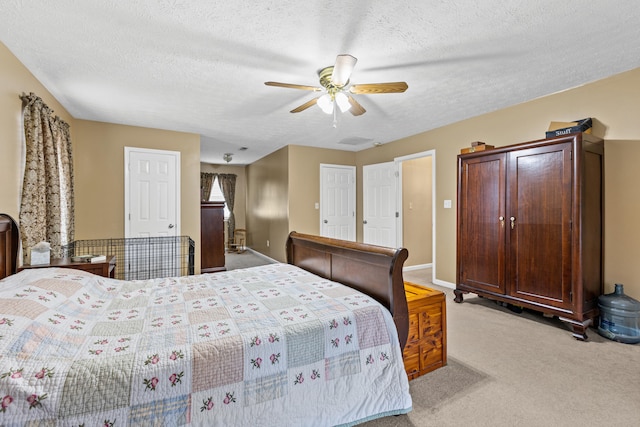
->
[18,255,116,278]
[402,282,447,380]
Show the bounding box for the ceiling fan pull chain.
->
[332,102,338,128]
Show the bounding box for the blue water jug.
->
[598,284,640,344]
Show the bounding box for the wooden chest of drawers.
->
[18,255,117,278]
[403,282,447,380]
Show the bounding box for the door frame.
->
[124,146,181,238]
[394,149,437,287]
[319,164,356,241]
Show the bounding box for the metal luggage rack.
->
[63,236,194,280]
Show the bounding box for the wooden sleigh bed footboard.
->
[286,231,410,349]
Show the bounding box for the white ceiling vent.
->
[338,137,374,146]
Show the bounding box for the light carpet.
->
[224,256,640,426]
[362,268,640,427]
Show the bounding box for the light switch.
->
[444,200,452,209]
[315,202,319,209]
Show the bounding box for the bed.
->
[0,229,411,426]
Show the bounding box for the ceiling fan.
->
[265,54,408,116]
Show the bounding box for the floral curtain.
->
[19,93,75,259]
[200,172,215,201]
[217,173,237,239]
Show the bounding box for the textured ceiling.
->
[1,1,640,165]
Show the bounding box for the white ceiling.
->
[2,1,639,165]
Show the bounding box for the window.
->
[208,176,231,219]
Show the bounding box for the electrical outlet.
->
[444,200,452,209]
[266,240,270,247]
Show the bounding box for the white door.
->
[124,147,181,279]
[363,162,397,247]
[125,147,180,237]
[320,164,355,241]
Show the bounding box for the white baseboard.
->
[245,248,279,263]
[401,263,455,289]
[403,263,432,272]
[433,278,455,289]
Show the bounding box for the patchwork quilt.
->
[0,264,411,426]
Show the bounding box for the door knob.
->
[323,220,328,224]
[168,224,175,229]
[363,220,368,224]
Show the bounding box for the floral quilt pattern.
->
[0,264,411,426]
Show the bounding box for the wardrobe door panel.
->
[457,153,506,294]
[507,143,572,309]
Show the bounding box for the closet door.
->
[506,142,572,309]
[457,152,507,294]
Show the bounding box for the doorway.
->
[395,150,436,285]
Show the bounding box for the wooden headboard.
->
[286,231,409,350]
[0,214,19,280]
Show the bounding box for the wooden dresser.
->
[200,201,226,273]
[18,256,116,278]
[402,282,447,380]
[0,214,19,280]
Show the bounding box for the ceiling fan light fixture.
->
[265,53,407,117]
[317,94,333,114]
[335,92,351,112]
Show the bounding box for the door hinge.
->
[570,291,573,302]
[395,171,399,177]
[396,212,399,218]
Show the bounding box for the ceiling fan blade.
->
[290,97,319,113]
[331,54,357,87]
[265,81,322,91]
[349,82,408,94]
[347,96,366,116]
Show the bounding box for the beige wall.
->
[5,39,639,300]
[245,145,356,262]
[247,66,640,301]
[288,145,357,236]
[0,42,74,221]
[73,120,201,269]
[246,147,289,261]
[1,43,201,272]
[402,156,432,266]
[354,67,640,299]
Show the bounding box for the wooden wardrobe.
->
[454,133,604,339]
[200,201,226,273]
